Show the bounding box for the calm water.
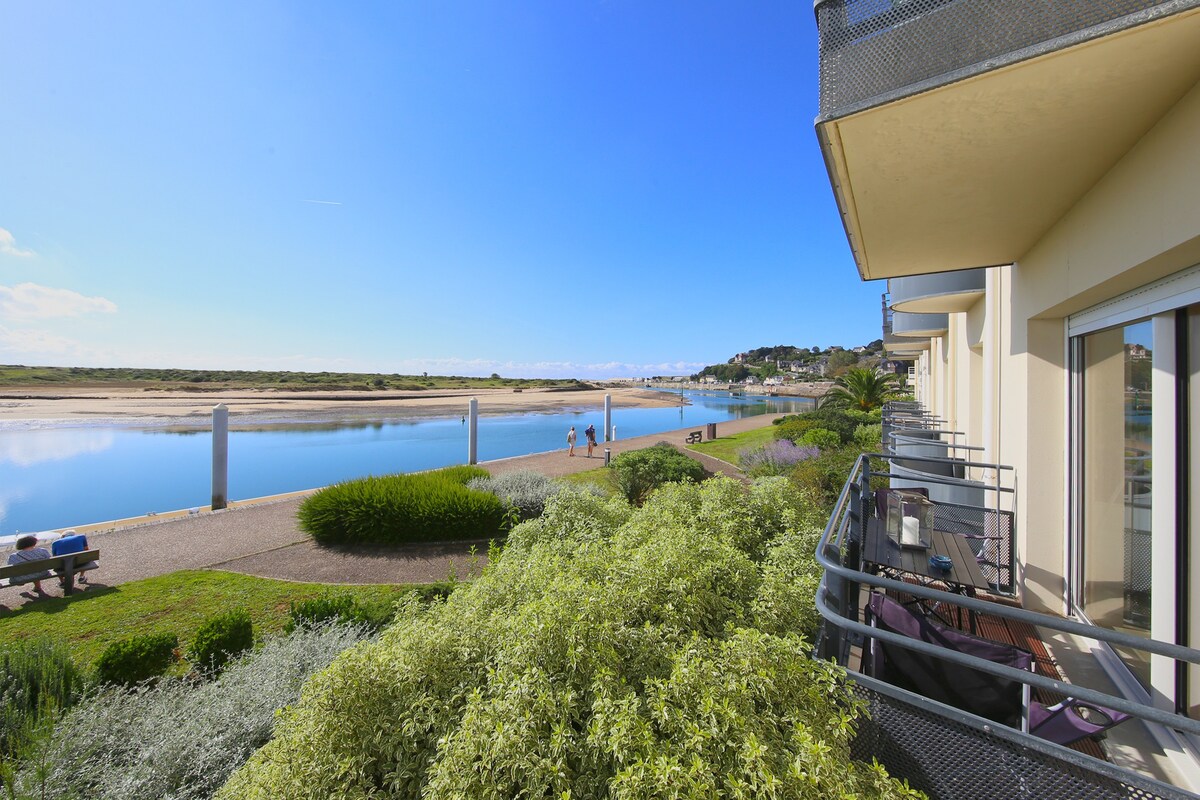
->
[0,390,812,534]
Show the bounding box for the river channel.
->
[0,390,814,535]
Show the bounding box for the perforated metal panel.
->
[849,681,1197,800]
[816,0,1197,119]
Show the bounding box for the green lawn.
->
[0,570,447,669]
[686,425,778,466]
[560,467,619,495]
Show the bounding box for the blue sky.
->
[0,1,882,379]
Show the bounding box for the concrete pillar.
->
[604,393,612,442]
[468,397,479,464]
[212,404,228,510]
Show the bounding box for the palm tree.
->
[820,367,901,411]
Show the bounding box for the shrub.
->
[189,609,253,675]
[773,409,860,445]
[610,442,706,504]
[0,638,83,756]
[218,479,915,800]
[285,594,395,633]
[297,466,509,546]
[94,633,179,688]
[20,623,373,800]
[854,422,883,449]
[466,470,563,520]
[799,427,842,451]
[433,464,491,485]
[790,447,873,510]
[738,439,819,477]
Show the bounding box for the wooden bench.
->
[0,549,100,596]
[685,431,702,444]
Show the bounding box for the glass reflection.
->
[1080,319,1152,687]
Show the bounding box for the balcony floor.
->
[853,585,1108,762]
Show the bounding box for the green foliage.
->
[820,367,901,411]
[826,349,860,375]
[854,422,884,450]
[0,638,83,757]
[610,442,707,504]
[217,479,916,800]
[774,408,860,445]
[0,570,421,671]
[94,632,179,688]
[799,427,842,451]
[189,610,253,675]
[285,594,396,634]
[789,448,868,509]
[466,470,566,520]
[17,623,373,800]
[297,466,508,545]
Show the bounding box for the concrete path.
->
[0,414,781,608]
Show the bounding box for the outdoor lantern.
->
[886,490,933,550]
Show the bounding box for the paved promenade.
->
[0,414,781,607]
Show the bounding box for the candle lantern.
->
[886,490,934,550]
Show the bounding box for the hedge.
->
[297,466,506,546]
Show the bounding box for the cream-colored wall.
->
[999,79,1200,613]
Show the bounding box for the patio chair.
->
[866,592,1034,728]
[1028,698,1132,747]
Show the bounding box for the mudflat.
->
[0,385,677,427]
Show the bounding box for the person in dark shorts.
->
[584,424,597,457]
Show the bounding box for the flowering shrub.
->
[218,478,918,800]
[17,623,373,800]
[738,439,819,477]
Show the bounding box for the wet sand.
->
[0,385,675,428]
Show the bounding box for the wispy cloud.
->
[0,228,35,258]
[0,326,112,362]
[301,199,342,205]
[0,283,117,320]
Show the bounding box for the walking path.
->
[0,414,783,607]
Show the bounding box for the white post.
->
[612,426,617,441]
[604,393,612,442]
[212,404,228,510]
[468,397,479,464]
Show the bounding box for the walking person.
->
[584,424,597,457]
[566,426,577,456]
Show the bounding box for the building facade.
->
[817,0,1200,789]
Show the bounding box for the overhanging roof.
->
[817,7,1200,281]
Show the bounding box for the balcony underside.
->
[817,6,1200,281]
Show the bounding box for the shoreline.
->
[0,386,679,429]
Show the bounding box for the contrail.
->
[301,199,342,205]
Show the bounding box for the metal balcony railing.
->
[816,453,1200,799]
[815,0,1195,121]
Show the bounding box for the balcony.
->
[891,310,948,338]
[889,269,986,314]
[815,449,1200,797]
[814,0,1200,280]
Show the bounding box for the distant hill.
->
[0,365,589,392]
[693,340,885,382]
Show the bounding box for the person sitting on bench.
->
[7,535,53,596]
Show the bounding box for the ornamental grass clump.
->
[218,478,919,800]
[738,439,819,477]
[466,470,565,520]
[16,622,373,800]
[0,637,83,757]
[297,465,507,545]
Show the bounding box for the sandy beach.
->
[0,385,679,428]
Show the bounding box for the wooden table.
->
[862,518,992,631]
